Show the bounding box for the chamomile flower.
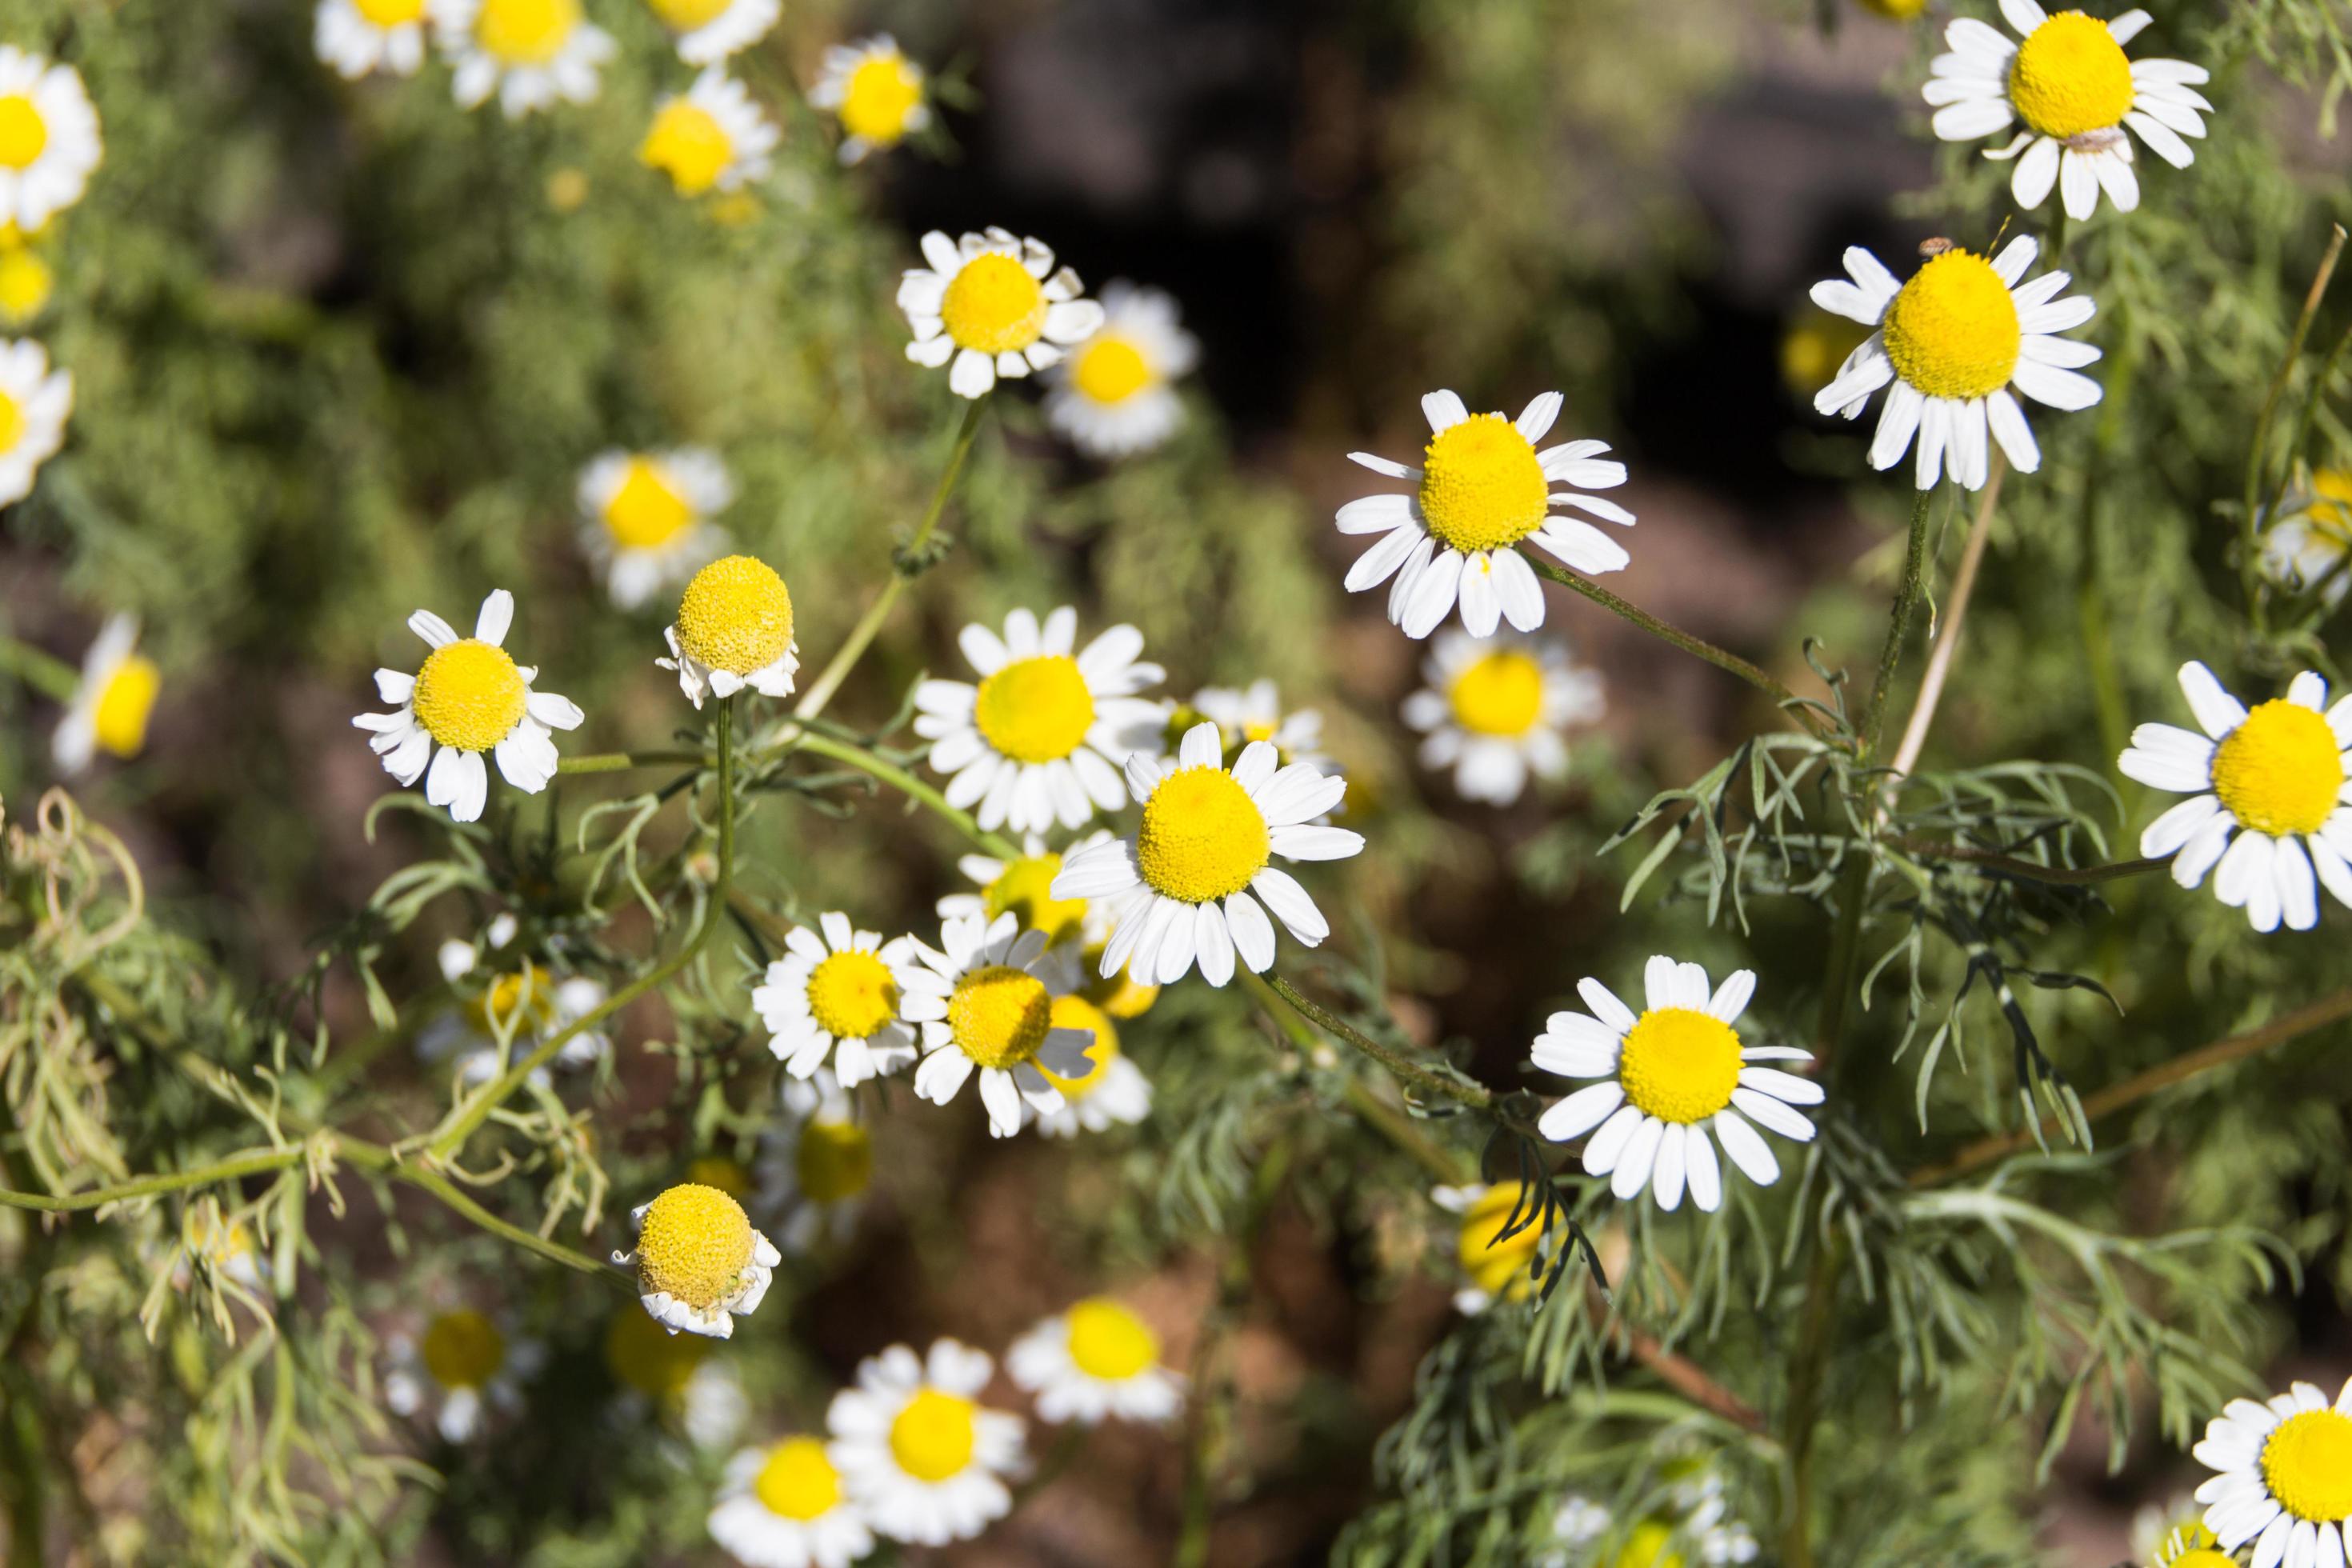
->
[1024,990,1152,1137]
[938,831,1104,950]
[1169,680,1332,774]
[603,1308,748,1450]
[898,228,1106,399]
[1050,722,1364,988]
[709,1435,874,1568]
[644,0,778,66]
[753,913,922,1087]
[384,1308,543,1442]
[614,1182,782,1339]
[354,590,585,825]
[1534,957,1822,1213]
[1534,1496,1613,1567]
[436,0,614,119]
[52,614,160,775]
[576,448,732,610]
[2193,1377,2352,1567]
[2119,662,2352,934]
[1341,390,1632,639]
[2140,1514,2230,1568]
[0,234,50,326]
[1044,282,1199,458]
[1007,1297,1185,1426]
[660,554,798,708]
[0,50,100,234]
[1402,630,1605,806]
[2261,467,2352,610]
[757,1070,878,1254]
[0,334,72,505]
[913,606,1165,834]
[421,924,609,1086]
[829,1338,1027,1546]
[1430,1182,1549,1315]
[900,911,1098,1138]
[1926,2,2210,222]
[174,1200,268,1294]
[810,35,930,164]
[314,0,432,79]
[640,70,778,198]
[1810,236,2101,490]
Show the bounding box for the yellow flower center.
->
[411,639,528,753]
[0,388,18,453]
[466,962,558,1037]
[2261,1408,2352,1523]
[2008,10,2136,139]
[420,1308,506,1390]
[1881,250,2022,402]
[603,1305,710,1398]
[675,554,794,676]
[640,101,734,197]
[1457,1182,1543,1299]
[633,1182,754,1310]
[754,1437,842,1521]
[1136,766,1270,904]
[841,52,923,143]
[1610,1521,1685,1568]
[2210,699,2345,838]
[2168,1554,2235,1568]
[1066,1297,1159,1380]
[94,656,161,758]
[1448,650,1545,738]
[1856,0,1928,18]
[794,1118,874,1204]
[2310,467,2352,535]
[1780,309,1870,401]
[354,0,428,24]
[973,654,1094,763]
[1617,1007,1745,1126]
[602,458,695,550]
[1039,994,1114,1101]
[940,252,1048,356]
[474,0,579,63]
[0,97,46,171]
[685,1155,749,1196]
[983,853,1088,946]
[0,245,52,326]
[888,1389,978,1482]
[805,948,899,1040]
[1080,946,1160,1018]
[1070,335,1154,405]
[646,0,733,31]
[1417,413,1550,554]
[946,965,1052,1069]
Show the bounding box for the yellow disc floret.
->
[0,388,18,452]
[841,52,923,145]
[1081,947,1160,1019]
[354,0,429,22]
[641,101,734,196]
[754,1437,843,1521]
[1066,1297,1159,1380]
[2211,700,2345,838]
[947,965,1053,1068]
[2009,11,2135,140]
[0,245,52,326]
[1039,994,1113,1099]
[973,654,1095,763]
[646,0,733,30]
[1617,1008,1745,1126]
[1456,1182,1543,1300]
[2261,1407,2352,1522]
[675,555,794,675]
[412,640,528,753]
[421,1308,506,1389]
[941,252,1048,355]
[474,0,579,63]
[1138,766,1270,904]
[1417,413,1551,554]
[2309,468,2352,534]
[1449,650,1545,738]
[806,949,899,1040]
[603,1305,710,1398]
[1071,336,1154,405]
[94,656,162,758]
[634,1182,755,1310]
[0,97,45,170]
[686,1154,749,1196]
[795,1118,874,1203]
[1881,250,2022,403]
[467,962,558,1038]
[889,1389,978,1482]
[1610,1520,1686,1568]
[603,458,695,550]
[984,853,1088,946]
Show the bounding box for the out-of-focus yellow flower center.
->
[1780,307,1870,402]
[1882,250,2021,403]
[2309,468,2352,534]
[941,252,1047,355]
[421,1308,506,1389]
[1610,1520,1686,1568]
[1070,335,1154,405]
[2262,1407,2352,1522]
[474,0,579,64]
[634,1183,754,1310]
[1039,994,1112,1100]
[974,654,1094,763]
[603,1306,709,1398]
[354,0,429,24]
[755,1436,842,1520]
[0,388,18,452]
[1456,1182,1542,1299]
[1618,1007,1744,1125]
[2211,700,2344,838]
[412,639,528,752]
[888,1389,978,1482]
[2166,1554,2236,1568]
[1418,413,1550,554]
[946,965,1052,1068]
[183,1208,255,1266]
[675,555,794,675]
[0,245,52,326]
[1855,0,1928,18]
[1138,766,1269,903]
[2009,11,2135,139]
[794,1118,873,1203]
[1066,1297,1158,1380]
[686,1155,749,1196]
[1449,650,1544,738]
[0,97,46,170]
[983,853,1088,945]
[841,51,923,143]
[466,962,558,1037]
[641,100,734,196]
[603,458,695,549]
[1082,946,1160,1018]
[806,948,898,1040]
[646,0,733,31]
[94,656,161,758]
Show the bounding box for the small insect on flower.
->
[1811,235,2101,490]
[660,554,798,708]
[914,606,1166,834]
[643,0,780,66]
[1926,2,2210,222]
[354,589,586,824]
[1339,390,1633,640]
[1044,282,1200,459]
[757,1071,878,1253]
[900,911,1099,1138]
[2261,467,2352,610]
[1431,1182,1550,1315]
[1534,956,1822,1213]
[898,228,1106,399]
[0,49,101,234]
[1007,1296,1185,1426]
[421,916,609,1086]
[384,1307,544,1443]
[809,35,931,165]
[709,1434,874,1568]
[0,334,71,506]
[614,1182,782,1339]
[2192,1376,2352,1567]
[52,614,160,775]
[1051,721,1365,988]
[1022,988,1152,1137]
[829,1338,1028,1546]
[576,447,732,610]
[1165,679,1333,775]
[1402,630,1605,806]
[2119,662,2352,934]
[314,0,432,79]
[753,912,922,1087]
[436,0,615,119]
[639,71,778,198]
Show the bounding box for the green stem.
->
[0,634,80,702]
[1862,490,1936,758]
[556,748,709,775]
[1890,842,2166,886]
[2242,224,2348,621]
[786,730,1017,857]
[0,1146,304,1212]
[1262,972,1491,1112]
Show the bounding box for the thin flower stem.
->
[1862,489,1937,759]
[0,634,81,702]
[555,748,709,774]
[1886,453,2005,786]
[2242,223,2348,618]
[1261,972,1492,1111]
[0,1147,305,1212]
[785,730,1018,858]
[1888,840,2166,886]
